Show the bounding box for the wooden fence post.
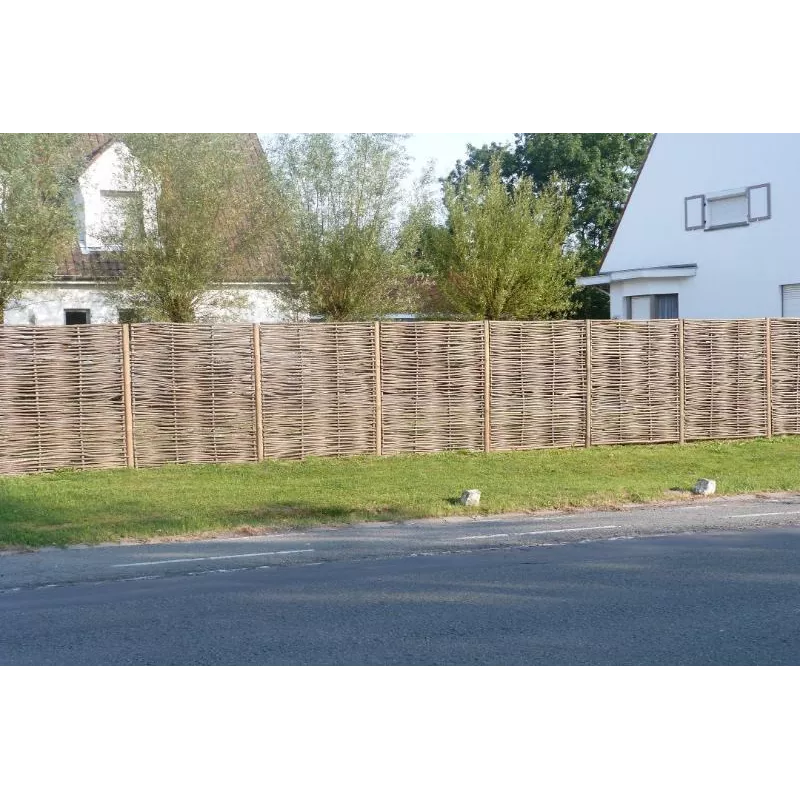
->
[679,318,686,444]
[121,324,135,468]
[374,321,383,456]
[484,319,491,453]
[766,318,773,438]
[585,319,592,448]
[253,324,264,461]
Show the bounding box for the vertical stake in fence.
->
[121,324,135,468]
[678,318,686,445]
[766,318,773,438]
[253,324,264,461]
[585,319,592,448]
[484,319,491,453]
[374,321,383,456]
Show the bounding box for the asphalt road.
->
[2,495,800,665]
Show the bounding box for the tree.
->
[448,133,653,316]
[106,134,283,323]
[427,157,576,320]
[0,134,83,323]
[268,133,423,321]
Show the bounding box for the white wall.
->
[77,142,157,252]
[603,134,800,318]
[6,286,119,325]
[5,284,289,325]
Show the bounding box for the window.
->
[65,309,90,325]
[100,190,144,243]
[625,294,679,320]
[684,184,771,231]
[782,285,800,318]
[654,294,679,319]
[706,191,748,229]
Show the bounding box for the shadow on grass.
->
[0,498,418,549]
[212,502,414,533]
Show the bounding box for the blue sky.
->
[404,132,515,181]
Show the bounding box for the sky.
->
[404,132,515,181]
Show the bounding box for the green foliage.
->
[427,157,577,320]
[0,134,83,322]
[269,134,423,321]
[107,134,283,323]
[449,133,653,317]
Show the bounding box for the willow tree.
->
[0,134,82,323]
[106,134,284,322]
[268,133,421,321]
[429,157,577,320]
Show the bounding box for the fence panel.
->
[130,324,257,466]
[684,319,768,440]
[768,319,800,435]
[490,321,586,450]
[0,325,126,474]
[259,323,376,458]
[590,320,681,445]
[380,322,484,454]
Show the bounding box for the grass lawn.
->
[2,436,800,549]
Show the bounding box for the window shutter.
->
[782,285,800,317]
[630,296,652,320]
[685,195,705,230]
[747,184,771,222]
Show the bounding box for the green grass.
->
[2,436,800,549]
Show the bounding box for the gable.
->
[601,134,800,275]
[56,134,275,281]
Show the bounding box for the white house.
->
[577,133,800,319]
[5,134,287,326]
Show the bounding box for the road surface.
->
[1,494,799,664]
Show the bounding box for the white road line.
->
[518,525,619,536]
[455,525,619,541]
[727,511,800,519]
[113,548,314,568]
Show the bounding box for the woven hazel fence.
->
[590,320,681,445]
[684,320,769,440]
[259,323,377,459]
[130,324,258,467]
[380,322,485,454]
[770,319,800,435]
[1,319,800,475]
[489,321,586,450]
[0,325,127,475]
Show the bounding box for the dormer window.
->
[100,190,144,244]
[77,141,156,253]
[685,184,771,231]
